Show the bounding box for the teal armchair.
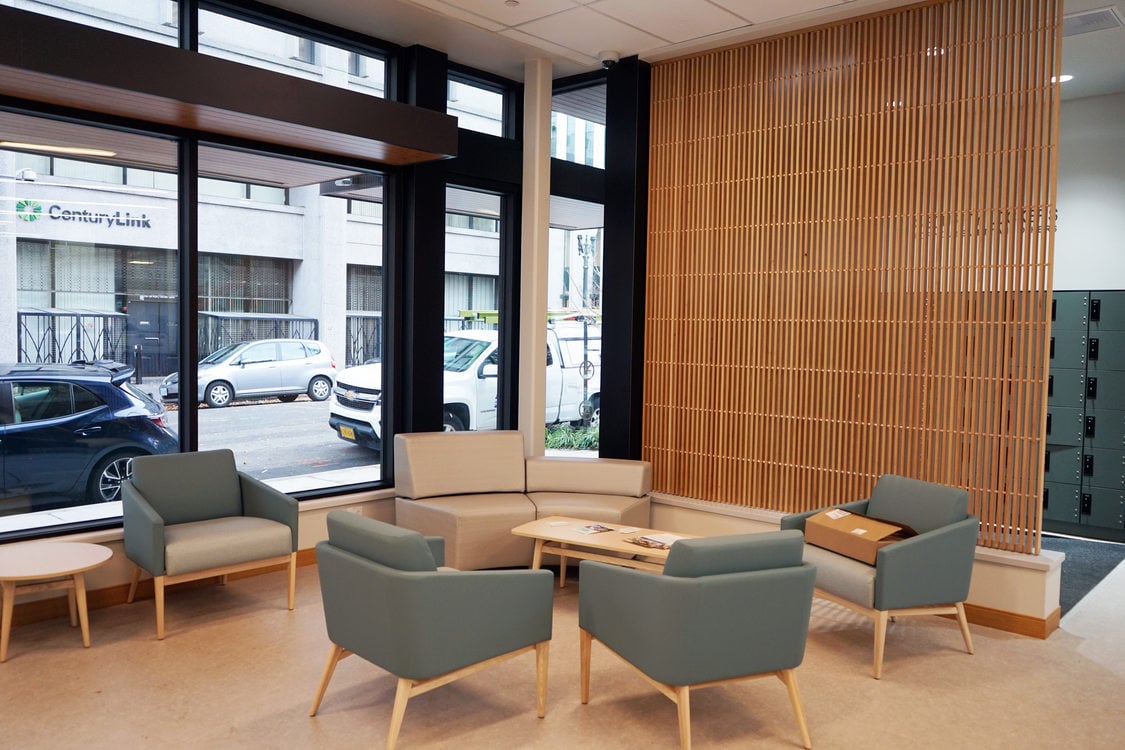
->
[122,448,298,639]
[579,530,816,750]
[310,511,554,750]
[781,474,978,678]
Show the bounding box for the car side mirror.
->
[480,363,498,379]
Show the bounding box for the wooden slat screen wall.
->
[644,0,1061,553]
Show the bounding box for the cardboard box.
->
[804,509,916,565]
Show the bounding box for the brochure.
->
[625,533,684,550]
[575,523,614,534]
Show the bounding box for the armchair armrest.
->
[780,498,870,531]
[239,473,299,550]
[425,536,446,567]
[122,480,167,575]
[873,515,980,610]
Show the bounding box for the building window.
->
[447,75,506,137]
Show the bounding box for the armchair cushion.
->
[130,448,243,525]
[164,516,292,577]
[326,510,438,572]
[867,474,969,534]
[663,529,805,578]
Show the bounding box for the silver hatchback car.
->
[159,339,336,407]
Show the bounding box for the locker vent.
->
[1062,7,1123,37]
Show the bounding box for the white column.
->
[520,58,552,457]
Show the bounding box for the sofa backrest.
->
[325,510,437,572]
[525,456,652,497]
[866,474,969,534]
[129,448,242,525]
[663,529,805,578]
[394,430,527,499]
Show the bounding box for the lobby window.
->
[0,110,180,536]
[443,187,503,432]
[191,144,385,493]
[552,83,606,169]
[6,0,179,44]
[198,8,387,97]
[546,196,604,453]
[447,74,506,137]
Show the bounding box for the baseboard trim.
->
[963,602,1061,639]
[8,547,318,628]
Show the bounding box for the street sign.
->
[579,359,595,380]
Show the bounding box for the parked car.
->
[0,360,179,511]
[160,339,336,408]
[329,322,601,449]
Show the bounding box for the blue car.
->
[0,360,179,513]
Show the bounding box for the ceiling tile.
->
[406,0,505,31]
[712,0,845,24]
[515,5,667,57]
[589,0,752,44]
[425,0,578,28]
[497,26,596,64]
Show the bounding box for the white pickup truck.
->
[329,322,601,449]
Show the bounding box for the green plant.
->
[545,422,600,450]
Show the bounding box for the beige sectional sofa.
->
[393,430,652,570]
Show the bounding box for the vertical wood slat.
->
[643,0,1060,554]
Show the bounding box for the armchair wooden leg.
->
[954,602,974,654]
[387,677,413,750]
[154,575,166,640]
[674,685,692,750]
[309,643,347,716]
[873,610,889,679]
[287,552,297,611]
[777,669,812,749]
[579,628,593,704]
[127,565,141,603]
[536,641,550,718]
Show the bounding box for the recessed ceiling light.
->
[1051,74,1074,83]
[505,0,520,7]
[0,141,117,158]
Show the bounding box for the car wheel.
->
[588,395,601,426]
[205,381,233,408]
[88,450,143,503]
[277,394,299,403]
[308,376,332,401]
[442,410,466,431]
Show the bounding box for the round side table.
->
[0,542,113,662]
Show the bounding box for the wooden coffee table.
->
[0,542,113,662]
[512,516,694,588]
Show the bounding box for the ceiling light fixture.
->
[0,141,117,158]
[1051,74,1074,83]
[505,0,520,7]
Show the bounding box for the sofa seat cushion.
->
[527,492,650,527]
[395,494,536,571]
[164,516,292,577]
[802,543,876,609]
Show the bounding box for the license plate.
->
[339,425,356,440]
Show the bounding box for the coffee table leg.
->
[1,580,15,662]
[74,573,91,648]
[67,584,78,627]
[531,539,544,570]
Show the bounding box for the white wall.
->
[1054,92,1125,290]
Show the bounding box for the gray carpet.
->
[1041,534,1125,616]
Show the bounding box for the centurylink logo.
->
[16,199,42,222]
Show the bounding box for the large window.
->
[198,8,386,97]
[0,113,180,533]
[447,75,506,137]
[2,0,179,43]
[546,196,604,453]
[552,83,606,168]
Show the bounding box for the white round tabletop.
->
[0,542,113,581]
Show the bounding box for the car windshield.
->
[199,342,244,364]
[443,336,491,373]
